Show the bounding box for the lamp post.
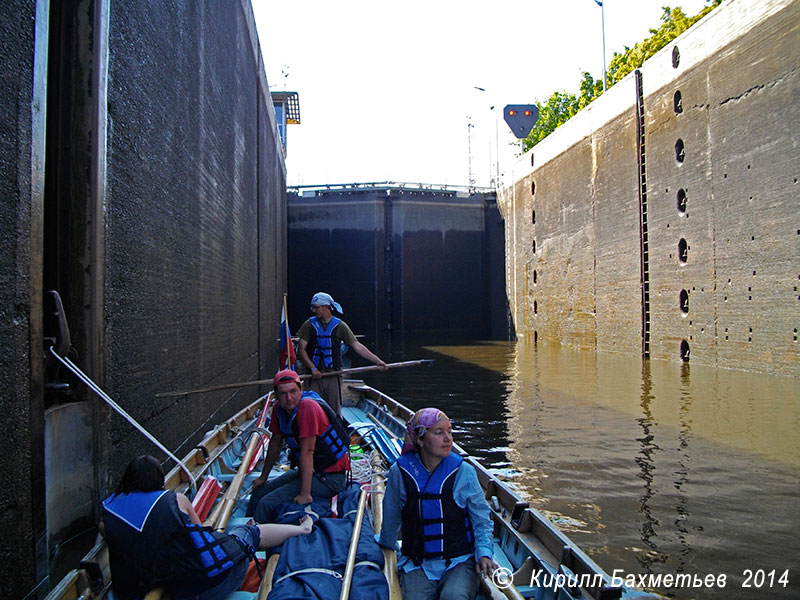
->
[595,0,607,91]
[467,116,475,192]
[473,86,500,189]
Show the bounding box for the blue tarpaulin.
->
[265,484,389,600]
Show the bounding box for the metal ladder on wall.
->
[635,70,651,358]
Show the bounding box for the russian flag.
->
[279,301,296,370]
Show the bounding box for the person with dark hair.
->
[100,455,312,600]
[246,369,351,521]
[378,409,496,600]
[296,291,387,416]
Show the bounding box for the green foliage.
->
[523,0,722,152]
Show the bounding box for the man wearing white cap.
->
[296,292,387,415]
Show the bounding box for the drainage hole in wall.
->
[673,90,683,114]
[678,238,688,264]
[677,188,687,214]
[675,139,685,163]
[680,340,690,362]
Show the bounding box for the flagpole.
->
[280,292,296,370]
[283,292,289,367]
[600,0,607,91]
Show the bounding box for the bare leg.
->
[256,514,313,548]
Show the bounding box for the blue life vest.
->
[276,391,349,472]
[102,490,247,600]
[309,316,342,370]
[397,452,474,564]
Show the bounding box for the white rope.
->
[272,561,384,585]
[49,346,198,495]
[349,452,373,484]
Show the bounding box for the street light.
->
[594,0,607,91]
[473,86,500,188]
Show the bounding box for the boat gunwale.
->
[44,395,271,600]
[163,396,270,492]
[345,380,638,600]
[47,382,651,600]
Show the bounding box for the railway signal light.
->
[503,104,539,139]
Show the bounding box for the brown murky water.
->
[363,339,800,599]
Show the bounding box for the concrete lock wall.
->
[500,0,800,376]
[0,1,287,596]
[0,1,46,595]
[288,187,506,345]
[103,0,286,473]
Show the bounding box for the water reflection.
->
[635,360,665,572]
[364,339,800,600]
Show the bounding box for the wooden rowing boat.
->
[46,379,664,600]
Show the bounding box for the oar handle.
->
[339,488,369,600]
[316,359,434,379]
[155,359,434,398]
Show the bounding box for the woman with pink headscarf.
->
[378,408,496,600]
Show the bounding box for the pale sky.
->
[252,0,712,188]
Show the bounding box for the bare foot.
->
[298,514,313,534]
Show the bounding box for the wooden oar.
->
[480,575,526,600]
[155,359,433,398]
[370,453,402,600]
[256,553,281,600]
[207,394,272,529]
[338,488,369,600]
[144,397,271,600]
[479,576,509,600]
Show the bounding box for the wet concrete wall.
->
[500,0,799,376]
[103,0,286,470]
[1,1,287,596]
[0,1,46,596]
[288,186,506,347]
